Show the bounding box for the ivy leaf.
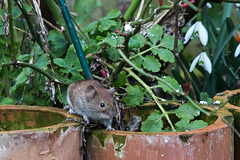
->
[107,46,119,61]
[112,71,126,88]
[185,120,208,131]
[142,55,161,72]
[123,85,145,107]
[141,110,163,132]
[128,34,146,50]
[176,103,200,120]
[98,19,117,32]
[148,25,163,44]
[158,76,182,93]
[48,30,68,57]
[152,48,175,63]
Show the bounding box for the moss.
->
[179,134,193,142]
[92,130,110,148]
[112,134,127,151]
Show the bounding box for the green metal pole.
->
[57,0,93,79]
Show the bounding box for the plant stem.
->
[182,0,199,12]
[44,0,71,43]
[123,0,141,21]
[173,5,196,100]
[125,68,176,131]
[2,62,69,85]
[8,0,16,61]
[139,0,152,19]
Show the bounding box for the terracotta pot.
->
[0,105,82,160]
[213,89,240,160]
[85,104,233,160]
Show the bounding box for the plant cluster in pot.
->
[213,89,240,160]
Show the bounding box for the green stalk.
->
[8,0,16,61]
[44,0,71,43]
[2,62,69,85]
[57,0,92,79]
[125,68,176,131]
[123,0,141,21]
[139,0,152,19]
[182,0,199,12]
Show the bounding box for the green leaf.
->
[141,110,163,132]
[185,120,208,131]
[34,54,49,69]
[176,103,200,120]
[200,92,212,105]
[53,58,68,68]
[73,0,102,25]
[152,48,175,63]
[132,56,144,68]
[158,76,182,93]
[128,34,146,50]
[148,25,163,44]
[112,71,126,88]
[123,85,145,107]
[175,117,190,130]
[98,19,117,32]
[105,34,118,46]
[107,46,119,61]
[0,97,14,105]
[13,3,32,19]
[104,9,121,19]
[142,55,161,72]
[159,35,184,52]
[48,30,68,57]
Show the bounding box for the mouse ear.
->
[85,85,97,101]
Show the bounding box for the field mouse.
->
[66,79,117,131]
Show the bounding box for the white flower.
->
[234,43,240,57]
[124,23,133,32]
[206,2,212,8]
[184,21,208,46]
[189,52,212,74]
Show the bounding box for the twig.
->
[173,5,196,100]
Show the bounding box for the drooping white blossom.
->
[234,43,240,57]
[184,21,208,46]
[189,52,212,74]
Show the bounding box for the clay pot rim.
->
[0,105,81,134]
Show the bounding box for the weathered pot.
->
[85,104,233,160]
[213,89,240,160]
[0,105,82,160]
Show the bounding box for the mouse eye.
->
[100,103,105,107]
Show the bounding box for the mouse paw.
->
[106,124,115,131]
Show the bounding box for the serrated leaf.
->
[159,35,184,52]
[53,58,68,68]
[175,117,190,130]
[141,110,163,132]
[200,92,212,105]
[128,34,146,50]
[176,103,200,120]
[185,120,208,131]
[123,85,145,107]
[158,76,182,93]
[107,46,119,61]
[148,25,163,44]
[152,48,175,63]
[132,56,144,68]
[105,34,118,46]
[104,9,121,19]
[48,30,68,57]
[34,54,49,69]
[112,71,126,88]
[98,19,117,32]
[143,55,161,72]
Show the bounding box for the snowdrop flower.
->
[184,21,208,46]
[189,52,212,74]
[234,44,240,57]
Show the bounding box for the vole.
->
[66,79,117,131]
